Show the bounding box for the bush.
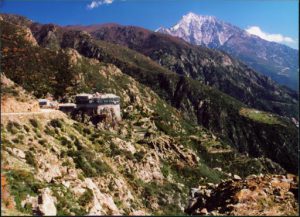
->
[29,119,39,128]
[25,151,37,168]
[50,119,64,128]
[68,148,112,177]
[123,151,134,160]
[109,143,121,156]
[7,121,21,134]
[51,184,86,216]
[78,188,93,207]
[73,122,83,133]
[23,125,30,132]
[74,138,84,150]
[38,139,47,146]
[6,170,45,214]
[161,163,171,178]
[91,160,112,174]
[134,151,145,161]
[60,136,72,148]
[83,127,92,135]
[44,126,55,137]
[11,138,20,144]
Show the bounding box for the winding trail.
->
[1,109,56,116]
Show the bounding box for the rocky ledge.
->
[185,174,299,216]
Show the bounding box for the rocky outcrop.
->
[36,188,57,216]
[146,135,198,166]
[185,174,299,216]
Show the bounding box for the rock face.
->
[157,12,299,90]
[185,174,299,216]
[36,188,57,216]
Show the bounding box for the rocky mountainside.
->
[60,23,299,119]
[157,12,299,90]
[2,13,298,118]
[185,174,298,216]
[0,14,299,216]
[1,14,299,173]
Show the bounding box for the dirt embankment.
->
[1,97,40,113]
[1,73,40,113]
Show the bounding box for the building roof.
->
[92,93,120,99]
[76,93,93,98]
[59,103,76,107]
[38,99,49,102]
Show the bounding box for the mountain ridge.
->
[1,15,298,174]
[156,12,299,90]
[59,21,299,118]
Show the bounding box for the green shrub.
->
[51,184,86,216]
[109,143,121,156]
[78,188,93,207]
[50,119,64,128]
[23,125,30,132]
[73,122,83,133]
[25,151,37,168]
[29,119,40,128]
[7,121,21,134]
[134,151,145,161]
[83,127,92,135]
[1,137,12,146]
[123,151,134,160]
[44,126,55,137]
[161,163,171,178]
[6,170,45,214]
[38,139,47,146]
[74,138,84,150]
[68,148,112,177]
[11,138,20,144]
[60,136,72,148]
[91,160,112,174]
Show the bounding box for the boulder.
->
[200,208,208,215]
[130,210,148,215]
[233,175,242,180]
[36,188,57,216]
[12,148,26,159]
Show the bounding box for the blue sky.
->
[1,0,299,49]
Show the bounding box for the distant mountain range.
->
[157,12,299,90]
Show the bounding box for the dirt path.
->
[1,109,55,116]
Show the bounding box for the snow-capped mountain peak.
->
[156,12,237,47]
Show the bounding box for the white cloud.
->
[87,0,114,9]
[245,26,295,44]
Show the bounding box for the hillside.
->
[2,13,298,118]
[1,16,299,173]
[1,40,287,216]
[64,23,299,118]
[0,14,299,216]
